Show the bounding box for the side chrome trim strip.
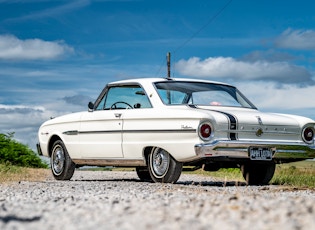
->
[62,130,79,135]
[122,129,196,133]
[63,129,196,135]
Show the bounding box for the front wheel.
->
[241,162,276,185]
[148,147,183,183]
[51,140,75,180]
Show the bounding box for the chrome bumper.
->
[195,140,315,160]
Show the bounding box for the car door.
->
[79,110,123,158]
[78,83,152,159]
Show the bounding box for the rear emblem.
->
[256,128,263,137]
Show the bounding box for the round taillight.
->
[302,127,314,143]
[199,122,212,141]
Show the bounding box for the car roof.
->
[108,77,232,87]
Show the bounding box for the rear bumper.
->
[195,140,315,161]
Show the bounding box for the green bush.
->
[0,133,47,168]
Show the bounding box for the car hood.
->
[40,111,85,127]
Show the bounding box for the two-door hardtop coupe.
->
[37,77,315,185]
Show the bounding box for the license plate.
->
[249,147,272,160]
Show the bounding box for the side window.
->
[157,89,187,105]
[191,91,241,107]
[95,85,152,110]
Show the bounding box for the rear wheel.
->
[241,162,276,185]
[51,140,75,180]
[148,147,183,183]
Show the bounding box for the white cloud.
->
[175,56,312,84]
[275,28,315,50]
[0,35,74,60]
[237,82,315,111]
[0,104,45,114]
[0,104,48,148]
[0,101,84,149]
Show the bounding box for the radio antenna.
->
[167,52,171,79]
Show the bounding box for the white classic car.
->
[37,78,315,185]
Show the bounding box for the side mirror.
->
[88,102,94,112]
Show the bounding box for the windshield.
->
[154,81,257,109]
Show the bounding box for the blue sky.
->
[1,0,315,149]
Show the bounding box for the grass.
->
[271,161,315,188]
[0,163,50,183]
[185,167,244,181]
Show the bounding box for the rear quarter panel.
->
[122,108,211,161]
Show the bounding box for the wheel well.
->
[143,147,154,165]
[143,146,181,166]
[48,135,62,157]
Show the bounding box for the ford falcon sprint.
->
[37,78,315,185]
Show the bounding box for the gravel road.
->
[0,170,314,230]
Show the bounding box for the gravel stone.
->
[0,170,314,230]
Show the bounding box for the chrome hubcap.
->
[152,148,170,177]
[52,146,65,175]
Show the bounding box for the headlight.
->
[302,126,314,144]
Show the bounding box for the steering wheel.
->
[110,101,133,110]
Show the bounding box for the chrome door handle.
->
[114,113,122,118]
